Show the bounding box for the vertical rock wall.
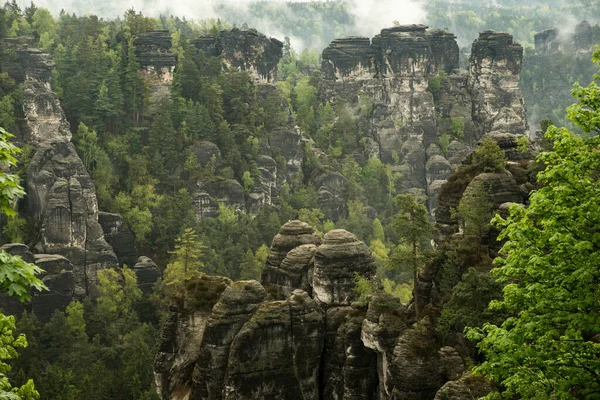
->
[0,43,119,295]
[320,27,528,213]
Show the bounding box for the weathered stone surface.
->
[135,30,176,109]
[313,229,375,306]
[193,179,246,220]
[320,28,527,212]
[1,44,119,298]
[315,172,348,221]
[98,212,137,268]
[433,373,493,400]
[132,256,161,292]
[262,244,317,298]
[32,253,76,320]
[468,31,527,136]
[389,318,464,399]
[191,140,223,167]
[322,306,378,399]
[191,280,267,399]
[27,142,118,293]
[261,220,321,297]
[194,28,283,83]
[154,274,233,399]
[134,30,177,70]
[362,293,408,398]
[223,290,324,399]
[1,243,34,263]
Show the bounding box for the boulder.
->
[132,256,161,292]
[313,229,375,306]
[261,220,321,297]
[98,212,138,268]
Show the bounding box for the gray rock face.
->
[135,30,176,109]
[261,220,321,297]
[433,373,493,400]
[193,179,246,220]
[154,220,480,400]
[0,244,75,322]
[313,229,375,306]
[27,142,118,293]
[132,256,161,292]
[389,319,464,400]
[98,212,138,268]
[194,28,283,83]
[320,28,527,212]
[1,43,119,297]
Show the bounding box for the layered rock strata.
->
[320,27,528,213]
[194,28,283,83]
[0,42,119,297]
[155,221,483,399]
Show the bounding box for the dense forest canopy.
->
[0,0,597,399]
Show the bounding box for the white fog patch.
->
[348,0,428,37]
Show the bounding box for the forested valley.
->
[0,0,598,399]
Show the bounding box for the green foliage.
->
[515,135,530,152]
[449,116,465,140]
[438,133,450,157]
[0,127,24,217]
[455,180,493,239]
[471,138,506,172]
[468,51,600,398]
[381,279,412,303]
[391,194,434,317]
[163,228,204,292]
[2,215,27,244]
[436,268,504,342]
[353,273,375,306]
[0,127,44,399]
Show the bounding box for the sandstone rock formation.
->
[320,26,528,213]
[98,212,138,268]
[313,229,375,306]
[155,222,391,400]
[0,41,119,298]
[534,21,595,54]
[194,28,283,83]
[0,243,75,321]
[261,220,321,297]
[154,220,486,400]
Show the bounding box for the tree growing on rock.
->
[472,137,506,172]
[163,228,205,293]
[391,194,434,317]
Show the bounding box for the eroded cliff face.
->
[154,220,492,400]
[0,42,120,301]
[194,28,283,83]
[320,26,528,212]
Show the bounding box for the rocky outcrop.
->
[0,42,119,297]
[154,220,481,400]
[0,244,75,321]
[261,220,321,297]
[313,229,375,306]
[194,28,283,83]
[433,373,493,400]
[132,256,161,292]
[192,179,246,220]
[135,30,176,108]
[98,212,138,268]
[534,21,595,54]
[320,27,528,212]
[155,222,387,400]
